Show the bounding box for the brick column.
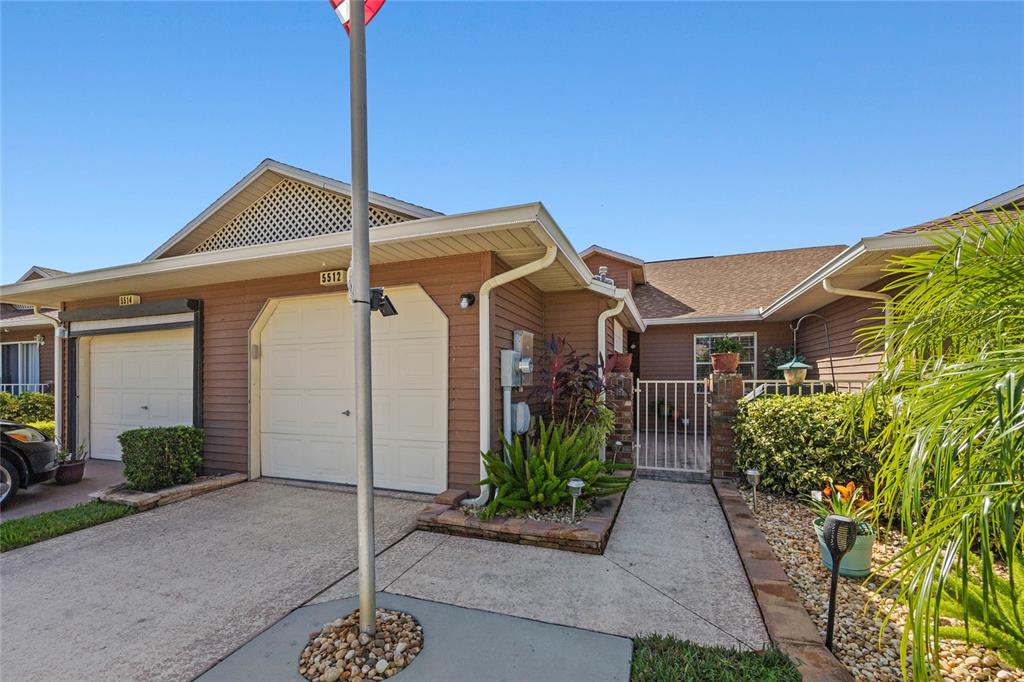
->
[604,372,634,465]
[709,372,744,478]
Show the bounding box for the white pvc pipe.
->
[33,306,62,443]
[597,298,625,380]
[463,245,557,507]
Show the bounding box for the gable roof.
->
[145,159,443,260]
[579,244,645,267]
[17,265,68,282]
[635,245,847,322]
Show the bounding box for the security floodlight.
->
[745,468,761,512]
[568,478,584,523]
[822,514,859,650]
[459,293,476,309]
[369,288,397,317]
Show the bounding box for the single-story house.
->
[1,160,1018,490]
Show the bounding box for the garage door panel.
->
[88,328,194,462]
[259,289,446,493]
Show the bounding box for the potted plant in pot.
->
[54,441,89,485]
[807,479,875,577]
[710,336,744,373]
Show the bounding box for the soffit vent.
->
[190,178,410,253]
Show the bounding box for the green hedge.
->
[26,420,56,440]
[733,393,886,495]
[118,426,204,492]
[0,391,55,423]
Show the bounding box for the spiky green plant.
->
[478,419,631,520]
[856,207,1024,679]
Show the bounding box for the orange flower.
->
[823,486,832,497]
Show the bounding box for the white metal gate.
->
[635,380,709,480]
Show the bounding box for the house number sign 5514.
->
[319,269,347,286]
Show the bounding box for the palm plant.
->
[856,208,1024,678]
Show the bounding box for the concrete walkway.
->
[0,481,426,681]
[313,479,768,650]
[200,593,633,681]
[1,458,124,521]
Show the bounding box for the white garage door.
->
[259,288,447,494]
[90,328,194,461]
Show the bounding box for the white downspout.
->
[822,277,892,347]
[32,306,62,443]
[463,245,558,507]
[597,298,625,380]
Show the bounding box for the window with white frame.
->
[694,332,757,381]
[613,321,624,353]
[1,342,41,389]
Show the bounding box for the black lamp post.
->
[822,514,858,650]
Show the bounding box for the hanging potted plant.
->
[710,336,743,373]
[54,441,89,486]
[807,479,875,577]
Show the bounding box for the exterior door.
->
[259,288,447,493]
[89,328,194,460]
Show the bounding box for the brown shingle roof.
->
[883,209,1018,236]
[633,245,847,320]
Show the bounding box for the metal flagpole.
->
[348,0,377,636]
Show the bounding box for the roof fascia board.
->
[1,203,549,303]
[966,185,1024,212]
[579,244,645,267]
[644,313,763,326]
[534,204,607,288]
[0,316,52,329]
[145,159,443,261]
[16,266,57,282]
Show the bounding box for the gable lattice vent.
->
[190,178,409,253]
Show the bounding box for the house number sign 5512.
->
[319,269,347,286]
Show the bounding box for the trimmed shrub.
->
[733,393,886,495]
[0,391,55,423]
[26,420,56,440]
[118,426,204,492]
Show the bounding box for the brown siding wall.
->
[582,254,634,292]
[638,322,793,381]
[65,253,489,490]
[799,281,887,384]
[0,326,55,389]
[541,290,610,361]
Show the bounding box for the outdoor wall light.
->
[33,334,45,346]
[822,514,859,651]
[459,293,476,309]
[745,468,761,512]
[568,478,585,523]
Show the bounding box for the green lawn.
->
[1,501,135,552]
[632,634,800,682]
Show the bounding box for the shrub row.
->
[0,391,55,423]
[118,426,204,492]
[733,393,886,495]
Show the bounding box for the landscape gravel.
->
[741,489,1023,682]
[299,609,423,681]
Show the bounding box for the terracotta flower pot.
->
[710,352,740,373]
[54,460,86,485]
[606,352,633,374]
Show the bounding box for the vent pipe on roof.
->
[595,266,615,286]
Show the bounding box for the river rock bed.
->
[299,608,423,682]
[468,498,593,525]
[741,489,1023,682]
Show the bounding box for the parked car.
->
[1,420,58,507]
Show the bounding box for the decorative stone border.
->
[713,478,853,682]
[416,470,632,554]
[90,473,247,511]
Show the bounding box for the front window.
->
[1,342,41,393]
[694,333,757,380]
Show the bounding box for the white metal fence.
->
[741,379,869,400]
[0,383,50,396]
[635,380,709,479]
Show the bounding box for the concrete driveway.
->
[0,481,425,681]
[1,459,124,521]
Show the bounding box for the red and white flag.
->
[330,0,385,33]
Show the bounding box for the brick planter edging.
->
[712,478,853,682]
[416,469,632,555]
[90,473,247,511]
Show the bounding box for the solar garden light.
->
[568,478,585,522]
[745,468,761,513]
[822,514,859,651]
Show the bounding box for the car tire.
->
[0,456,20,508]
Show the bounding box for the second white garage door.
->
[259,287,448,494]
[90,328,194,461]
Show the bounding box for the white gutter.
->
[597,298,625,380]
[821,277,891,324]
[32,307,62,444]
[643,313,763,326]
[463,246,558,507]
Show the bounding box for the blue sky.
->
[2,1,1021,280]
